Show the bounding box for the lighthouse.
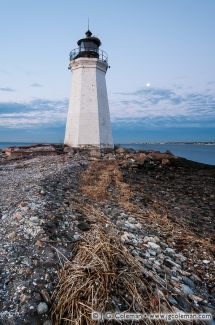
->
[64,30,113,148]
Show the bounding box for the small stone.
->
[143,236,158,243]
[181,284,193,295]
[157,253,165,260]
[121,232,134,244]
[147,242,161,251]
[8,231,16,239]
[148,249,157,256]
[41,289,51,304]
[189,294,204,303]
[116,220,124,227]
[20,293,30,303]
[175,253,187,262]
[2,214,8,220]
[73,234,81,242]
[190,274,201,283]
[35,240,44,247]
[182,276,195,288]
[37,302,48,315]
[160,241,168,249]
[143,251,150,258]
[127,216,136,223]
[164,259,181,269]
[179,270,191,276]
[168,296,178,305]
[124,221,137,230]
[202,260,210,264]
[22,257,32,267]
[165,247,175,256]
[175,295,191,312]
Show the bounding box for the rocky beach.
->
[0,145,214,324]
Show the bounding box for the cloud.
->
[0,86,215,131]
[0,99,68,128]
[111,86,215,128]
[0,87,15,92]
[30,83,43,88]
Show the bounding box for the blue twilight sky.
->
[0,0,215,143]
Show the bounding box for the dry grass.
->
[51,158,214,324]
[51,227,173,325]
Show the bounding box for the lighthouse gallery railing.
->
[69,48,108,63]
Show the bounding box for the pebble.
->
[148,249,157,256]
[203,260,210,264]
[181,284,193,295]
[147,242,161,251]
[168,296,178,305]
[165,247,175,256]
[174,295,191,312]
[41,289,51,304]
[73,234,81,242]
[37,302,49,314]
[182,276,195,288]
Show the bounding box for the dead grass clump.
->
[51,227,157,325]
[79,161,117,201]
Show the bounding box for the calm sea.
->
[122,143,215,166]
[0,142,215,166]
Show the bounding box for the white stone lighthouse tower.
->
[64,30,113,148]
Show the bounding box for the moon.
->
[146,83,150,87]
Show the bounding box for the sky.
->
[0,0,215,143]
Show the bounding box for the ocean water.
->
[122,143,215,166]
[0,142,34,149]
[0,142,215,166]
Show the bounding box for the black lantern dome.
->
[69,30,108,63]
[76,30,101,59]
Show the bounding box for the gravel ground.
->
[0,146,214,324]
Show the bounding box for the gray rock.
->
[175,253,187,262]
[143,236,159,243]
[37,302,48,315]
[147,242,161,251]
[181,284,193,295]
[148,249,157,256]
[127,216,136,224]
[165,247,175,256]
[157,253,165,260]
[22,257,32,267]
[182,276,195,288]
[160,241,168,249]
[143,251,150,258]
[168,296,178,305]
[190,274,201,283]
[164,259,181,269]
[175,295,191,312]
[73,234,80,242]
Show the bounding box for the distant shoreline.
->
[120,142,215,145]
[0,141,215,146]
